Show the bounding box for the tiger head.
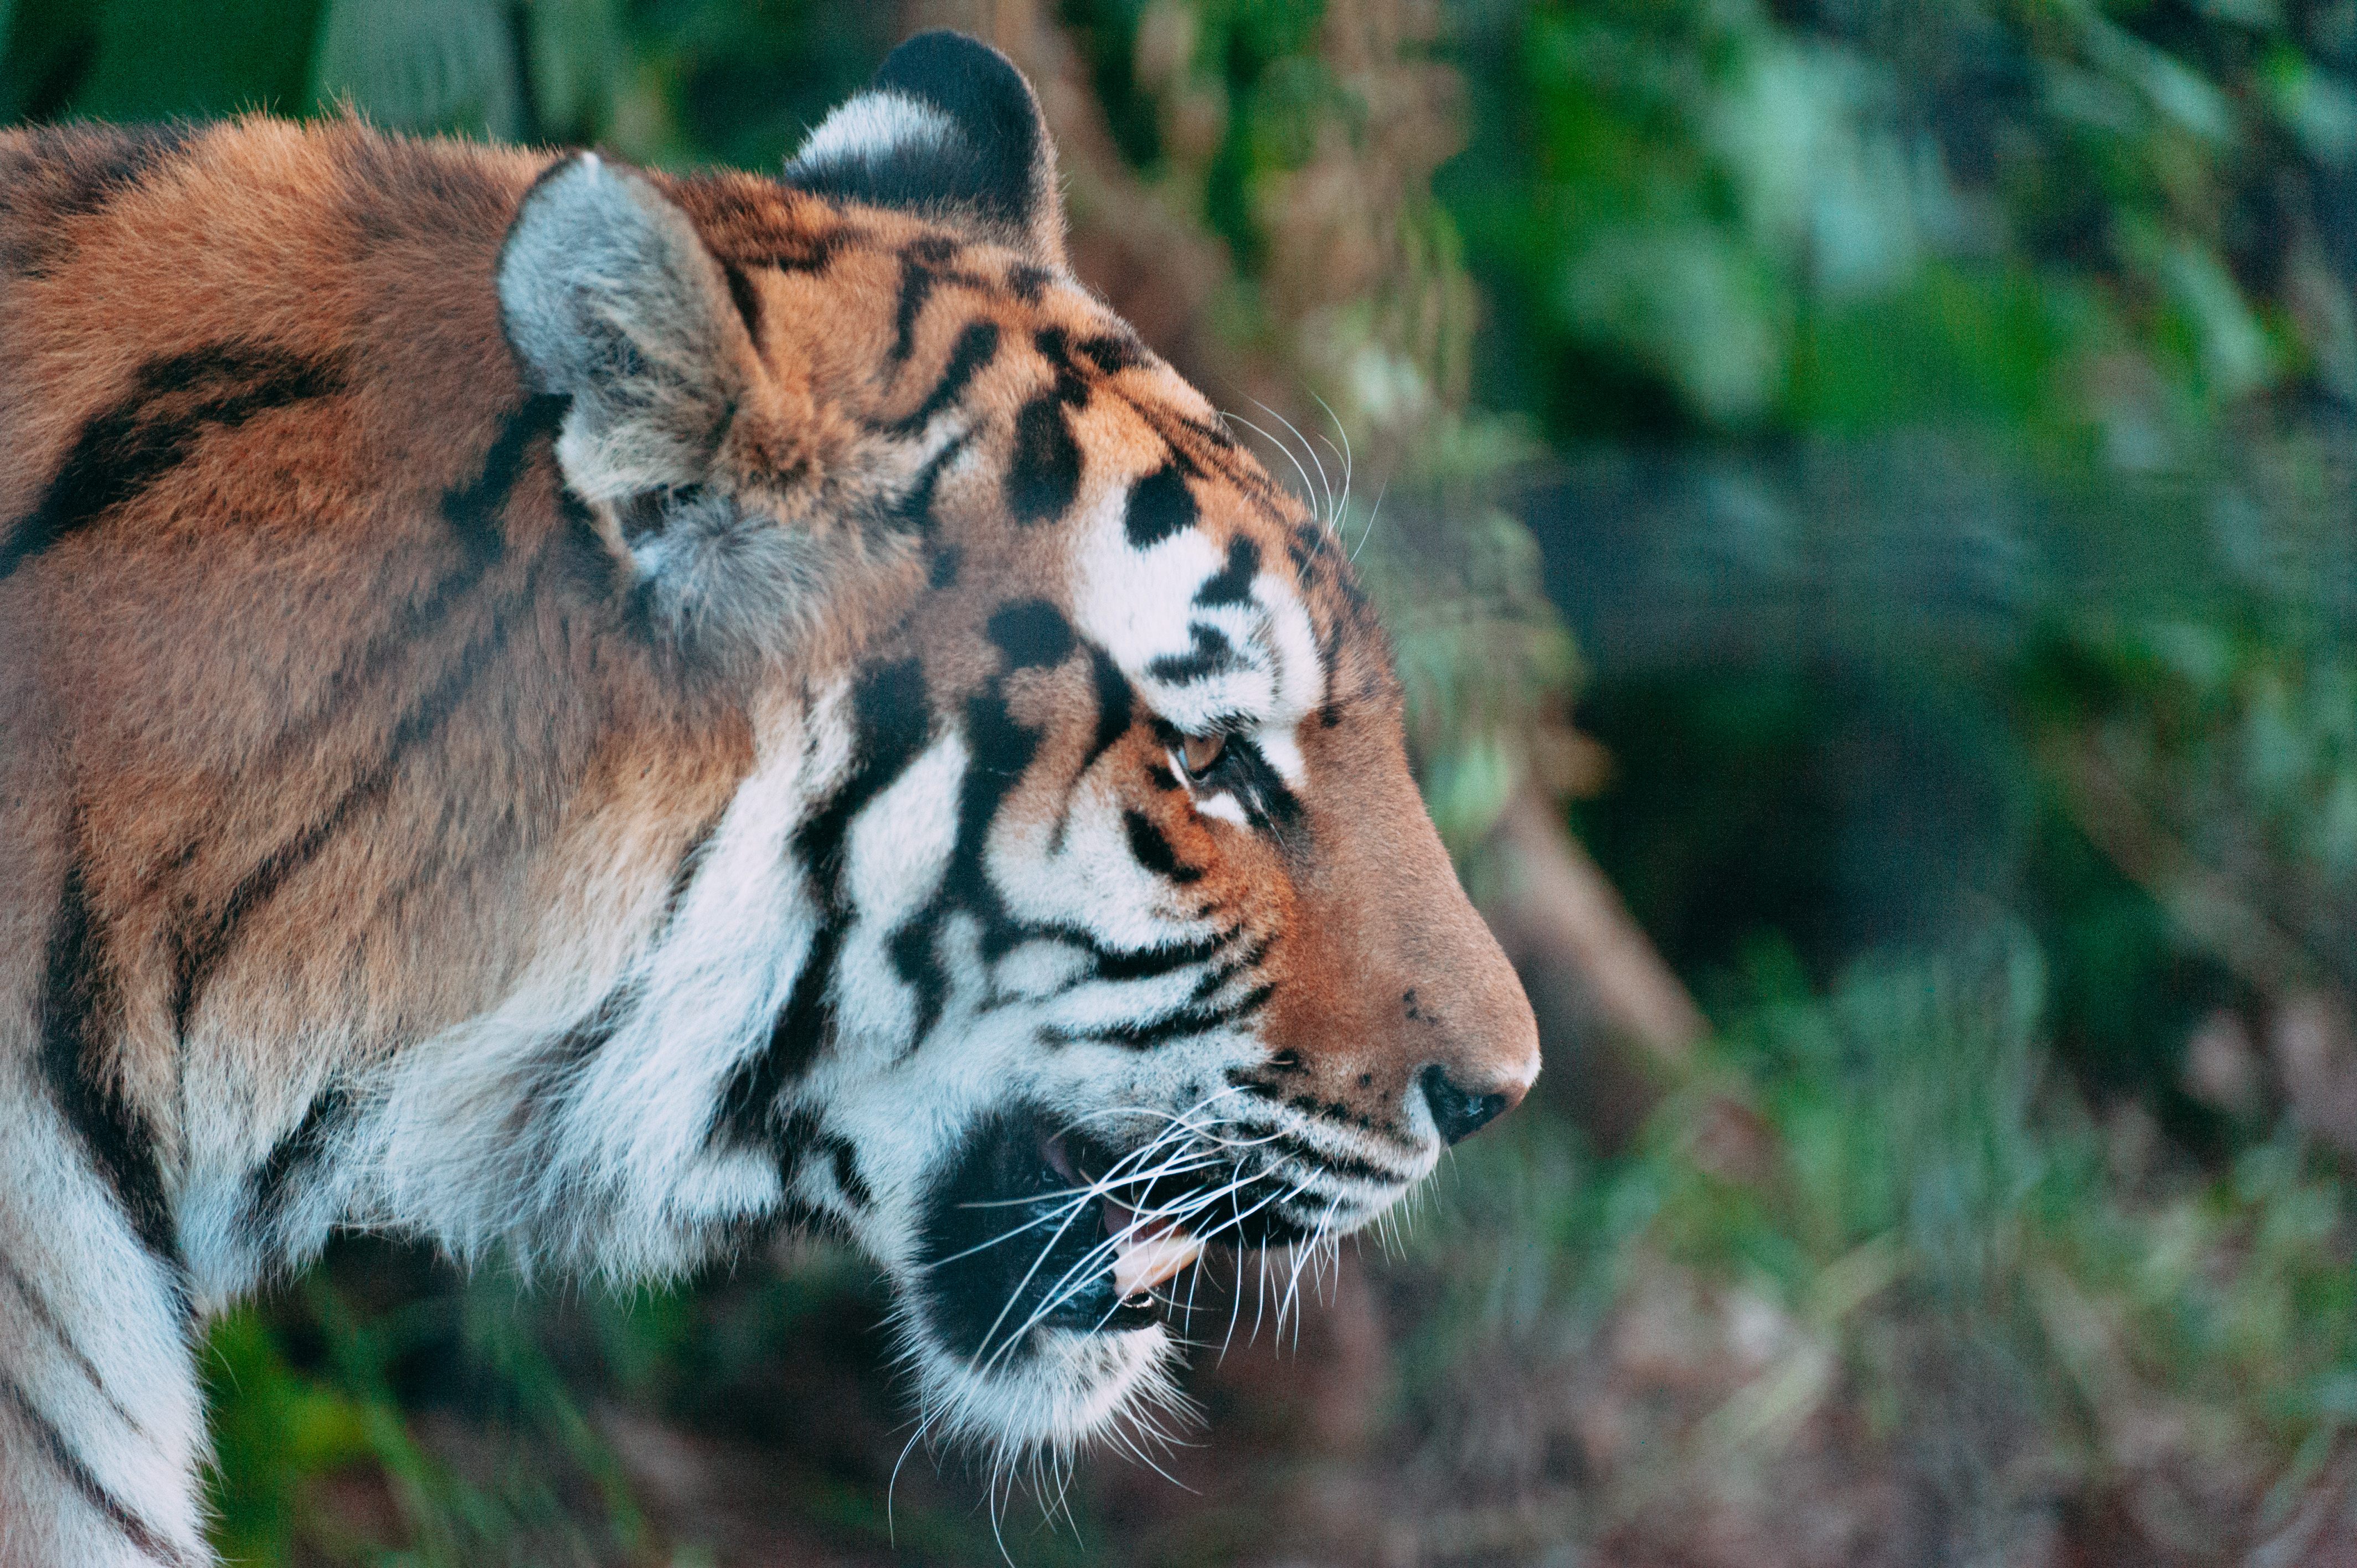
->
[494,33,1538,1459]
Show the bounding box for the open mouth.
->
[914,1106,1288,1364]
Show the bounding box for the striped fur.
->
[0,33,1536,1564]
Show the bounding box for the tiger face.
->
[490,33,1538,1455]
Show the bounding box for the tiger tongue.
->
[1105,1200,1204,1299]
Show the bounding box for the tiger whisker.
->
[1222,410,1323,524]
[1308,390,1353,529]
[1250,396,1333,525]
[1350,475,1390,565]
[886,1403,943,1547]
[976,1165,1275,1378]
[951,1107,1231,1368]
[957,1120,1208,1358]
[988,1162,1291,1372]
[927,1155,1233,1270]
[929,1125,1228,1264]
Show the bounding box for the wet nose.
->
[1419,1062,1522,1145]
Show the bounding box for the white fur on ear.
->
[792,91,960,178]
[498,152,755,501]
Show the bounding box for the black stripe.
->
[1124,462,1197,549]
[889,677,1046,1046]
[1080,648,1135,773]
[889,243,947,363]
[38,865,187,1307]
[826,1135,872,1209]
[1,344,346,584]
[0,1254,146,1438]
[721,260,765,344]
[674,179,865,275]
[1074,332,1145,374]
[1195,536,1259,606]
[0,1370,194,1567]
[729,921,845,1139]
[987,599,1075,670]
[514,984,642,1143]
[1084,926,1232,982]
[3,125,193,278]
[1047,983,1275,1050]
[168,585,527,1038]
[966,924,1236,1003]
[1145,623,1236,684]
[1005,393,1082,524]
[936,682,1044,957]
[1264,1085,1421,1152]
[655,809,729,935]
[799,661,934,891]
[886,919,945,1045]
[758,1109,851,1237]
[29,126,191,225]
[166,398,561,1037]
[714,659,933,1145]
[1256,1131,1408,1186]
[1031,328,1092,407]
[1047,647,1139,854]
[1006,262,1052,302]
[1218,735,1305,838]
[879,430,971,539]
[1190,934,1273,1000]
[441,393,568,555]
[763,226,859,273]
[886,320,999,435]
[244,1085,354,1251]
[1123,810,1202,885]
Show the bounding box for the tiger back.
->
[0,33,1537,1566]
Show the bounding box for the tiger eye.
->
[1180,733,1226,777]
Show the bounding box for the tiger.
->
[0,29,1539,1566]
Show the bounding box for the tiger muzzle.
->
[913,1105,1320,1364]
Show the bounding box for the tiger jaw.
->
[871,1092,1432,1455]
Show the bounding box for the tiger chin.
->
[0,30,1537,1565]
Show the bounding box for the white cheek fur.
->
[1074,475,1326,794]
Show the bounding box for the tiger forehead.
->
[668,176,1377,668]
[673,184,1231,456]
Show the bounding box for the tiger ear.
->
[785,30,1066,269]
[497,152,767,503]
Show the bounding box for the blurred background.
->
[14,0,2357,1561]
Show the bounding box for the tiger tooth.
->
[1113,1225,1203,1299]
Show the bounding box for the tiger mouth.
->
[913,1106,1311,1362]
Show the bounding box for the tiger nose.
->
[1418,1062,1525,1145]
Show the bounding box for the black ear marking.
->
[784,30,1066,266]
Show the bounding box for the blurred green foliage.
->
[1443,0,2357,448]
